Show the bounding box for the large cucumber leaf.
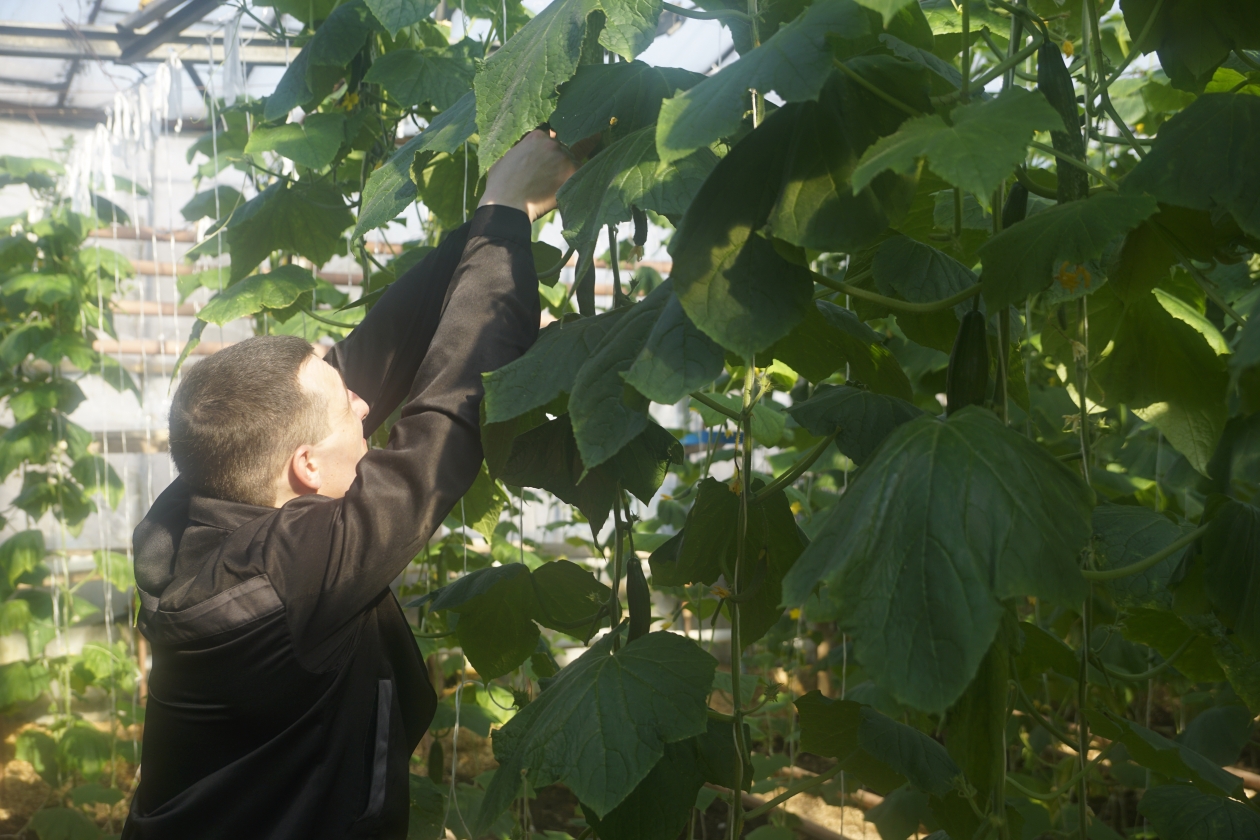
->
[1138,785,1260,840]
[978,192,1159,311]
[655,0,869,163]
[225,181,353,282]
[787,384,926,465]
[622,294,725,406]
[568,283,672,468]
[782,408,1092,713]
[475,631,715,831]
[556,126,717,251]
[353,92,477,238]
[853,88,1061,207]
[1124,93,1260,237]
[474,0,663,169]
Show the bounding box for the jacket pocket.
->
[362,678,393,821]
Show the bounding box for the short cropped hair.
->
[169,335,329,507]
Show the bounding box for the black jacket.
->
[122,206,539,839]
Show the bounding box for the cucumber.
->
[1001,182,1029,229]
[632,205,648,248]
[626,556,651,642]
[947,309,990,415]
[1037,42,1089,203]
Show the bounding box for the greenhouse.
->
[0,0,1257,838]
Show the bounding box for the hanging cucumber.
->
[1037,42,1089,203]
[626,556,651,642]
[1001,182,1029,229]
[946,308,990,415]
[632,205,648,248]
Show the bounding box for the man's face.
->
[297,356,370,499]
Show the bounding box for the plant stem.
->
[609,481,625,650]
[814,272,982,313]
[662,1,750,22]
[833,59,923,116]
[1005,742,1116,802]
[690,391,742,422]
[754,433,837,501]
[1105,0,1165,86]
[727,363,757,840]
[1077,589,1093,839]
[743,764,844,820]
[1027,141,1120,190]
[537,246,575,281]
[1081,524,1208,581]
[1012,679,1075,745]
[961,0,971,102]
[1074,297,1091,475]
[609,224,625,306]
[1099,634,1196,681]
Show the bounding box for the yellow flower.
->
[789,608,801,620]
[711,584,732,599]
[790,501,803,515]
[1062,40,1074,57]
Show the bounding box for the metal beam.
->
[115,0,193,33]
[0,22,292,65]
[116,0,224,64]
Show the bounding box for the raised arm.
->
[270,131,575,657]
[323,223,472,437]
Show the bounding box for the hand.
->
[478,129,578,223]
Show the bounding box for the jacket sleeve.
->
[323,222,472,437]
[265,206,540,664]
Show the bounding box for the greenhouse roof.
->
[0,0,732,125]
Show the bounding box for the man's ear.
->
[287,444,322,496]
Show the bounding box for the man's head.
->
[169,335,370,507]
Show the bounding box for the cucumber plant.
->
[10,0,1260,838]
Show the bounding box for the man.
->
[122,130,575,839]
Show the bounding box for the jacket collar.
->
[188,493,276,532]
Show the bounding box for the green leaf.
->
[1090,288,1229,468]
[226,181,353,282]
[57,720,113,779]
[353,92,477,238]
[552,61,705,147]
[197,265,319,325]
[1201,500,1260,654]
[408,773,447,840]
[474,0,664,169]
[1120,0,1260,91]
[496,414,681,528]
[0,530,45,593]
[483,308,630,423]
[654,0,869,163]
[429,564,539,679]
[1138,785,1260,840]
[570,283,674,468]
[0,660,50,708]
[244,113,346,169]
[459,462,507,541]
[853,88,1060,208]
[767,60,926,253]
[787,384,926,465]
[181,186,244,222]
[767,301,913,400]
[622,294,724,405]
[649,477,805,645]
[476,631,715,831]
[872,234,977,306]
[854,0,918,25]
[1088,714,1244,797]
[979,192,1159,311]
[687,392,786,445]
[1013,621,1079,681]
[557,126,717,251]
[782,408,1093,713]
[28,807,101,840]
[1123,94,1260,237]
[365,0,438,36]
[363,43,476,110]
[262,3,376,122]
[531,559,610,636]
[3,273,76,307]
[1092,502,1194,610]
[796,691,961,795]
[1181,704,1254,767]
[582,738,706,840]
[70,455,124,508]
[69,783,124,807]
